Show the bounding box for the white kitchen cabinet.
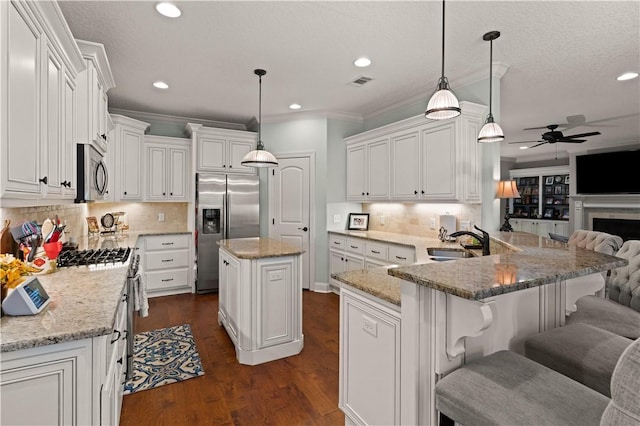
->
[144,135,191,202]
[185,123,257,175]
[110,114,149,202]
[345,101,486,203]
[75,40,115,155]
[138,233,193,297]
[511,219,569,239]
[61,71,77,198]
[0,1,84,202]
[218,246,303,365]
[347,138,390,201]
[340,286,401,426]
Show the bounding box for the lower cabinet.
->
[0,285,129,426]
[511,219,569,238]
[218,247,303,365]
[137,233,193,297]
[340,286,401,426]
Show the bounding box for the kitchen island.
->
[333,231,628,426]
[217,237,304,365]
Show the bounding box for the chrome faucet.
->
[449,225,491,256]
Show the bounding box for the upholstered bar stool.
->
[434,338,640,426]
[567,230,623,256]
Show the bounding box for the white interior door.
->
[269,155,313,290]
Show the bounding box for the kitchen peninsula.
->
[217,237,304,365]
[333,231,628,426]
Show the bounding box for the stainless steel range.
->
[56,247,131,267]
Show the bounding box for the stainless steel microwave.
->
[75,144,108,203]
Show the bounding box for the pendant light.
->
[425,0,461,120]
[241,69,278,168]
[477,31,505,143]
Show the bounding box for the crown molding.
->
[260,109,363,124]
[108,108,247,131]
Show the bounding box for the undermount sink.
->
[427,247,475,261]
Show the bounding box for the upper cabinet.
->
[144,135,191,202]
[185,123,257,175]
[0,0,85,202]
[345,101,486,203]
[75,40,115,156]
[110,114,149,202]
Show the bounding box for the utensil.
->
[49,225,66,243]
[41,218,55,244]
[27,234,42,262]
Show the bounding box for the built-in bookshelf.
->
[510,166,570,222]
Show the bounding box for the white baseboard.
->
[312,281,331,293]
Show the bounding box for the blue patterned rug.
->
[124,323,204,394]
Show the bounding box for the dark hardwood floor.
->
[120,290,344,426]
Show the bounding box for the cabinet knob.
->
[223,165,226,168]
[39,176,48,185]
[101,133,107,140]
[414,190,418,195]
[366,192,369,196]
[117,357,123,365]
[123,191,127,195]
[362,192,365,196]
[163,192,166,196]
[170,192,173,196]
[229,165,233,168]
[421,190,425,194]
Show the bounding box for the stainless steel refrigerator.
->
[196,173,260,293]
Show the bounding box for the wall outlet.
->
[158,213,165,222]
[333,214,341,224]
[430,217,436,229]
[380,215,385,225]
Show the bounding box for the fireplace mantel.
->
[572,194,640,231]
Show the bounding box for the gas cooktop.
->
[56,247,131,268]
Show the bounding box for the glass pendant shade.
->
[425,78,461,120]
[241,69,278,168]
[478,114,505,143]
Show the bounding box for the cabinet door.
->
[330,250,346,278]
[62,72,76,197]
[218,252,228,322]
[43,45,63,196]
[552,221,569,237]
[391,130,420,199]
[537,221,552,238]
[3,2,42,195]
[120,129,144,200]
[168,147,188,200]
[367,139,390,200]
[197,136,226,171]
[421,123,457,200]
[345,254,364,272]
[228,139,254,173]
[347,144,366,200]
[146,145,166,200]
[257,259,295,348]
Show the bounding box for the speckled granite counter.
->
[331,230,628,303]
[218,237,304,259]
[1,230,191,353]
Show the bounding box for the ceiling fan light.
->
[478,114,505,143]
[425,78,461,120]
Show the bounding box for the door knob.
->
[298,227,308,232]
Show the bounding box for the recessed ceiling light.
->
[155,2,181,18]
[153,81,169,89]
[289,103,301,110]
[354,57,372,68]
[617,72,638,81]
[519,146,529,150]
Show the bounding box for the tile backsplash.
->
[0,202,189,242]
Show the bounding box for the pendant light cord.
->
[441,0,445,78]
[488,38,493,115]
[258,73,262,143]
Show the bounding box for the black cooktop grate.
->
[56,247,131,267]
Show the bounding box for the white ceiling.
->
[58,0,640,163]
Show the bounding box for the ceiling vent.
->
[349,76,373,87]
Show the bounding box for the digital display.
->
[24,279,49,309]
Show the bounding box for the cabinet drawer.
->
[365,242,388,261]
[145,234,190,251]
[388,245,415,265]
[329,235,346,250]
[346,238,365,255]
[145,269,190,291]
[145,250,189,270]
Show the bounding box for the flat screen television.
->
[576,149,640,194]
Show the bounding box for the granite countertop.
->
[331,230,628,304]
[218,237,305,259]
[0,230,190,353]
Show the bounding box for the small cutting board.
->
[1,219,17,255]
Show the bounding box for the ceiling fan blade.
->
[529,142,548,148]
[586,113,640,125]
[563,131,601,138]
[523,126,555,131]
[508,140,542,144]
[556,139,587,143]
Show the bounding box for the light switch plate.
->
[430,217,436,229]
[158,213,165,222]
[460,220,470,231]
[380,215,385,225]
[333,214,341,224]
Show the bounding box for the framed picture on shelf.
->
[523,187,532,195]
[545,186,552,194]
[554,175,563,183]
[514,207,524,217]
[553,198,563,205]
[523,196,531,204]
[543,208,555,219]
[532,187,539,195]
[554,185,563,194]
[564,185,570,194]
[545,197,554,205]
[545,176,554,185]
[348,213,369,230]
[521,208,529,217]
[532,197,539,205]
[562,209,570,219]
[531,208,539,218]
[564,175,570,184]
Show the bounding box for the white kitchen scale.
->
[2,276,50,316]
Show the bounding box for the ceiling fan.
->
[508,124,601,148]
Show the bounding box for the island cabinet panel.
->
[218,245,303,365]
[340,286,401,426]
[0,338,93,426]
[345,101,486,203]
